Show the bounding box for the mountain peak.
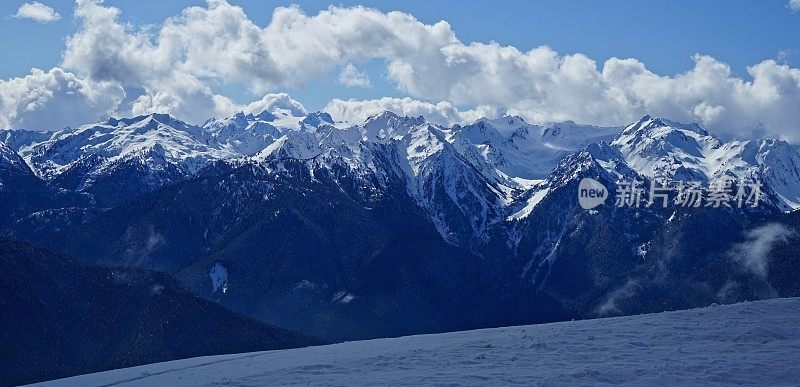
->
[136,112,179,126]
[361,112,427,141]
[101,112,187,129]
[366,111,425,125]
[301,112,335,127]
[624,115,708,137]
[477,116,528,132]
[0,141,24,169]
[254,110,277,121]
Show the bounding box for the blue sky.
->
[1,0,799,140]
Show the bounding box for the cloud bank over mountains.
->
[1,0,799,141]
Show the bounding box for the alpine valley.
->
[3,109,800,383]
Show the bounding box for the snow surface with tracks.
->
[37,297,800,386]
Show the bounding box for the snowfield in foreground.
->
[38,298,800,386]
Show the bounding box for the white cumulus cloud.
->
[0,67,123,130]
[127,72,239,122]
[2,0,800,140]
[338,63,371,88]
[789,0,800,11]
[13,1,61,23]
[243,93,307,117]
[325,97,499,126]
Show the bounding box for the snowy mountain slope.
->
[9,110,350,206]
[0,128,52,154]
[0,142,67,226]
[0,141,95,235]
[506,115,800,221]
[484,127,799,323]
[202,110,348,156]
[492,118,799,307]
[23,113,234,179]
[241,111,530,243]
[449,116,619,180]
[0,141,27,175]
[374,115,513,241]
[202,111,284,156]
[41,297,800,386]
[610,115,800,211]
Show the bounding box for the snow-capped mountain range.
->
[609,116,800,210]
[2,110,620,240]
[3,109,800,342]
[5,109,797,226]
[0,111,800,210]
